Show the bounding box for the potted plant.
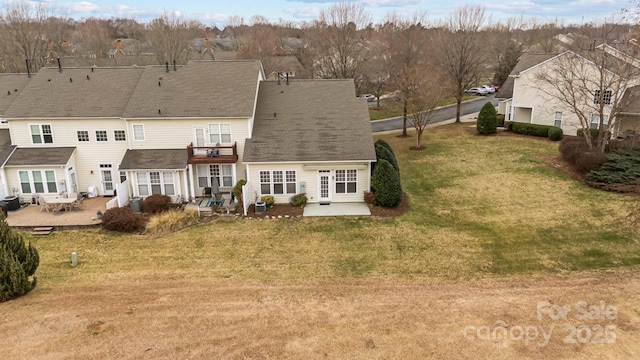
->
[96,210,103,219]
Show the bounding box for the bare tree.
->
[148,11,194,65]
[534,22,640,153]
[0,0,51,73]
[224,15,246,51]
[436,5,489,123]
[75,18,113,60]
[305,2,371,82]
[383,11,431,136]
[406,63,449,149]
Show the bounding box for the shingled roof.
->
[0,74,31,116]
[5,147,75,166]
[119,149,188,170]
[618,85,640,115]
[0,129,16,166]
[243,79,376,163]
[123,60,263,118]
[494,53,557,99]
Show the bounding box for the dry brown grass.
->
[2,124,639,358]
[1,271,639,359]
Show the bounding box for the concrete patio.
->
[303,202,371,217]
[5,197,111,230]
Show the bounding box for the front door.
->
[318,170,331,204]
[69,170,78,194]
[100,164,114,196]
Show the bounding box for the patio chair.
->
[40,197,49,212]
[203,187,212,197]
[72,198,84,211]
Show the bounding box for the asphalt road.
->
[370,94,498,133]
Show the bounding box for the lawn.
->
[3,124,639,359]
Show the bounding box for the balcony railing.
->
[187,142,238,164]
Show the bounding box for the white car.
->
[361,94,376,102]
[480,85,496,94]
[465,87,488,96]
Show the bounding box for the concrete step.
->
[32,226,53,236]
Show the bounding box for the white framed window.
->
[209,123,231,144]
[119,171,127,183]
[260,171,271,194]
[77,130,89,142]
[136,171,175,196]
[590,113,610,129]
[18,170,57,194]
[593,90,612,105]
[553,111,563,128]
[30,124,53,144]
[196,164,233,188]
[137,172,149,196]
[259,170,297,195]
[335,170,357,194]
[96,130,108,142]
[132,124,145,141]
[114,130,126,141]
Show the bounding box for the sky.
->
[26,0,630,27]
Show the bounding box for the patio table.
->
[42,196,77,213]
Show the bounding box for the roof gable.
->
[243,80,376,163]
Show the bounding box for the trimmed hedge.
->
[374,139,394,155]
[372,159,402,207]
[375,143,399,172]
[511,122,555,137]
[476,102,497,135]
[505,121,514,131]
[496,114,505,127]
[290,193,307,208]
[101,207,147,233]
[142,194,172,214]
[548,127,564,141]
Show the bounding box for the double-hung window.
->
[553,111,563,128]
[335,170,357,194]
[30,124,53,144]
[132,124,145,141]
[260,170,297,195]
[593,90,612,105]
[590,113,610,129]
[137,171,175,196]
[209,123,231,144]
[18,170,57,194]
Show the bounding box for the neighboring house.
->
[495,46,640,136]
[244,79,376,205]
[615,85,640,138]
[0,60,375,209]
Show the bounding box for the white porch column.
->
[187,164,195,201]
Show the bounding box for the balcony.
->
[187,142,238,164]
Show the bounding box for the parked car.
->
[465,87,488,96]
[480,85,496,94]
[361,94,376,102]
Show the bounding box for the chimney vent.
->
[25,59,30,78]
[158,109,161,115]
[274,112,277,117]
[69,78,73,83]
[165,62,169,72]
[91,67,94,72]
[286,73,289,85]
[158,81,161,87]
[57,58,62,72]
[86,75,90,80]
[7,91,10,95]
[173,60,177,71]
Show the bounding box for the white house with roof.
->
[0,60,375,211]
[495,45,640,137]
